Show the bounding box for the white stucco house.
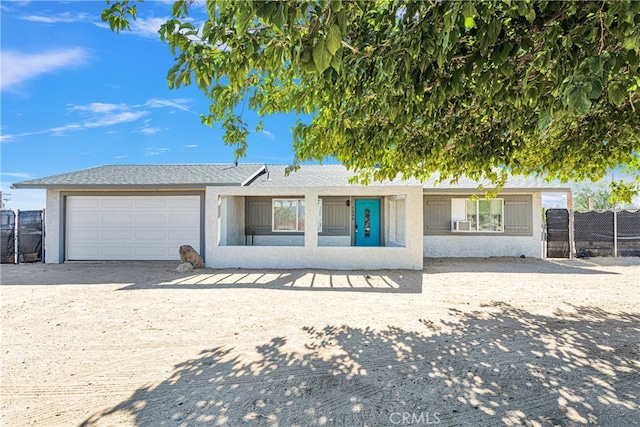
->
[12,164,570,270]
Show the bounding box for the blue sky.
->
[1,0,305,210]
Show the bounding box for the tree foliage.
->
[102,0,640,199]
[573,182,614,211]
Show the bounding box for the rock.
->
[176,262,193,274]
[179,245,204,269]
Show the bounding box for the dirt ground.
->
[1,257,639,427]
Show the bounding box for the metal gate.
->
[17,210,44,263]
[545,209,570,258]
[1,210,16,263]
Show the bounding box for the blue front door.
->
[355,199,380,246]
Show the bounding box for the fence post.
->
[14,209,19,264]
[42,209,46,263]
[613,208,618,257]
[568,209,575,259]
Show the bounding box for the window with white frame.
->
[272,199,322,232]
[451,198,504,232]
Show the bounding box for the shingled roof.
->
[12,163,570,191]
[11,164,266,189]
[247,165,420,187]
[249,165,569,191]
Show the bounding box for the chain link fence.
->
[545,208,640,258]
[0,210,44,264]
[545,209,570,258]
[1,210,16,263]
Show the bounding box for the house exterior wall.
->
[206,185,424,270]
[318,235,351,247]
[219,195,245,246]
[423,193,543,258]
[385,196,406,247]
[45,189,62,263]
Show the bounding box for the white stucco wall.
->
[219,196,245,246]
[250,235,305,246]
[385,196,406,247]
[44,189,62,263]
[318,235,351,247]
[206,185,424,270]
[423,193,544,258]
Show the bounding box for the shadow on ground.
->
[118,269,423,293]
[423,257,637,275]
[81,304,640,426]
[0,262,422,293]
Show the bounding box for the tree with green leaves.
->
[102,0,640,200]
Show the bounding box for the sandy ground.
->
[1,257,639,427]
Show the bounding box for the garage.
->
[65,195,201,261]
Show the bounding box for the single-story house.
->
[12,164,570,270]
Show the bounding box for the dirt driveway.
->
[1,257,639,427]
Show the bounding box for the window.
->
[451,198,504,232]
[272,199,322,232]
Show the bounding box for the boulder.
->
[179,245,204,269]
[176,262,193,274]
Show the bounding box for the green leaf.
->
[589,77,603,99]
[567,85,591,114]
[464,16,476,29]
[538,110,552,131]
[236,7,252,34]
[330,51,342,72]
[326,24,342,55]
[312,39,332,73]
[607,82,627,106]
[487,20,502,45]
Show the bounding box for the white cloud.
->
[130,17,168,39]
[1,172,32,179]
[185,144,198,148]
[70,103,131,114]
[2,102,148,140]
[114,155,128,159]
[145,98,193,113]
[144,147,170,156]
[20,12,92,24]
[140,127,162,135]
[1,48,89,90]
[2,97,195,141]
[259,130,275,140]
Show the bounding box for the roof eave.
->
[423,187,572,193]
[10,183,244,190]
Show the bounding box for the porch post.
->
[305,191,319,249]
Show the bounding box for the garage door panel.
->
[134,230,167,240]
[66,195,201,261]
[101,230,133,241]
[102,214,133,225]
[135,198,167,209]
[101,198,134,209]
[168,212,200,225]
[101,246,133,256]
[71,230,101,240]
[135,214,167,225]
[72,213,101,226]
[134,247,169,257]
[168,229,199,240]
[168,198,199,209]
[69,198,101,209]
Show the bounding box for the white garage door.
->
[66,195,201,261]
